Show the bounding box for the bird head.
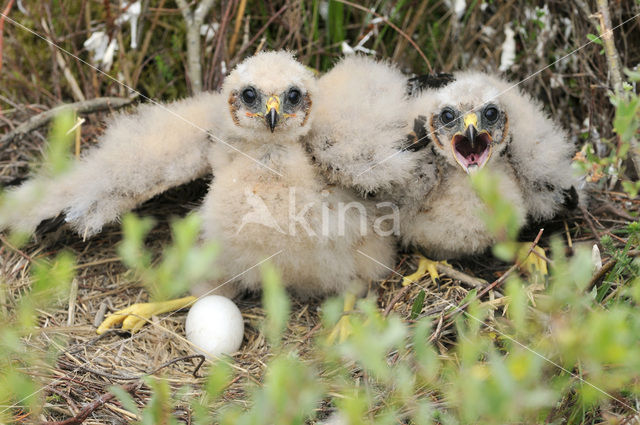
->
[223,51,316,141]
[416,73,510,174]
[433,103,507,173]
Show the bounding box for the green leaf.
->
[586,33,603,45]
[118,213,155,271]
[205,360,233,399]
[262,263,290,346]
[493,241,517,262]
[621,180,640,198]
[327,0,345,44]
[31,251,75,306]
[505,278,527,330]
[109,385,140,416]
[613,96,640,143]
[624,68,640,82]
[410,290,426,320]
[46,110,75,175]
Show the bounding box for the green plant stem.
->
[596,0,640,175]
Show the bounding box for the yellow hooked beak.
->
[452,112,493,174]
[265,95,281,132]
[464,113,478,145]
[463,112,478,129]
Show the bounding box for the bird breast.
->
[400,164,527,259]
[208,144,375,240]
[199,143,388,295]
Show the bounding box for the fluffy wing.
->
[305,55,417,195]
[496,77,580,220]
[1,92,226,237]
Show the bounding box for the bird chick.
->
[194,51,395,302]
[0,51,395,334]
[400,71,579,260]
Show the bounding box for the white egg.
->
[185,295,244,358]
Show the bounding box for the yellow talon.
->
[516,243,548,281]
[96,295,197,334]
[402,256,446,288]
[327,292,357,344]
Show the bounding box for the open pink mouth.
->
[452,133,492,173]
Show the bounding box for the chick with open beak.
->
[397,71,580,290]
[451,112,494,173]
[427,103,506,175]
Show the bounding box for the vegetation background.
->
[0,0,639,424]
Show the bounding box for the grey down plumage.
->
[0,51,396,299]
[305,56,579,260]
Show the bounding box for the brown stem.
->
[176,0,216,93]
[58,354,206,380]
[228,0,247,56]
[333,0,432,72]
[391,0,428,64]
[42,382,139,425]
[132,0,166,87]
[231,4,288,65]
[586,249,640,292]
[206,0,235,90]
[383,285,411,317]
[436,263,488,289]
[0,96,137,148]
[596,0,624,94]
[595,0,640,175]
[0,0,16,75]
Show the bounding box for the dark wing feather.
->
[403,115,432,152]
[406,73,456,96]
[562,186,579,210]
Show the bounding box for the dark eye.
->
[241,87,257,104]
[440,108,456,125]
[287,88,301,105]
[484,106,499,122]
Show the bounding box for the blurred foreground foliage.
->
[0,114,77,422]
[105,234,640,424]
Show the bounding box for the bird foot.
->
[326,293,357,344]
[515,243,548,281]
[402,256,447,288]
[96,295,197,334]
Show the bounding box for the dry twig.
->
[334,0,432,72]
[228,0,247,56]
[42,382,140,425]
[0,0,16,75]
[0,96,137,148]
[443,229,545,321]
[59,354,206,380]
[586,249,640,291]
[175,0,216,93]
